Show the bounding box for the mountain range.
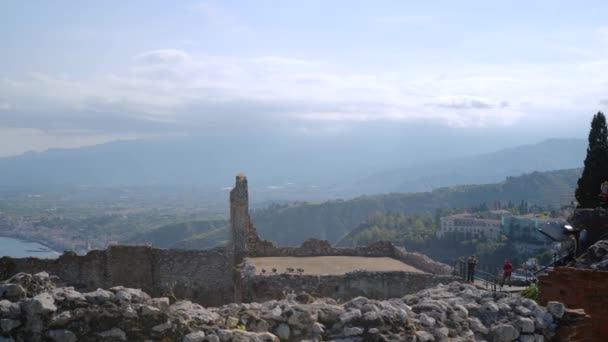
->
[0,137,586,200]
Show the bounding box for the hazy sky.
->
[1,0,607,156]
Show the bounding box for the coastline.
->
[0,232,62,256]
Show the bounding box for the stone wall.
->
[231,174,251,263]
[0,245,233,307]
[538,266,608,341]
[242,270,459,303]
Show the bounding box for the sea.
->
[0,236,60,258]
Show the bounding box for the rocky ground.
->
[575,239,608,270]
[1,272,567,342]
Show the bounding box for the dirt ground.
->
[250,256,423,275]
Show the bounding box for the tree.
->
[576,112,608,208]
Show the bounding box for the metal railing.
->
[454,258,501,292]
[454,257,537,293]
[532,246,575,278]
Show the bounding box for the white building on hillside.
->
[437,213,502,240]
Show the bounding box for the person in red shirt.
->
[501,259,513,287]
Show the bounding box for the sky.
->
[1,0,608,156]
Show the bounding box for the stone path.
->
[472,279,527,293]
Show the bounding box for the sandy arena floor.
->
[250,256,423,275]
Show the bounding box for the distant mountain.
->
[0,135,586,201]
[252,168,581,246]
[356,138,586,194]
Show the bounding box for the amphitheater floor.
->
[250,256,423,275]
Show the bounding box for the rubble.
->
[1,273,566,341]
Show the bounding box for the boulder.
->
[0,284,26,300]
[47,329,77,342]
[97,327,127,341]
[83,289,114,304]
[183,331,206,342]
[274,323,290,340]
[546,301,565,319]
[21,293,57,316]
[491,324,520,342]
[0,318,20,333]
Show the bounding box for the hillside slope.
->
[252,168,581,246]
[128,220,229,249]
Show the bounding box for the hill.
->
[356,138,585,193]
[128,220,229,249]
[252,168,581,246]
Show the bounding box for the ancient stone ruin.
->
[0,174,592,341]
[0,271,580,342]
[0,174,455,307]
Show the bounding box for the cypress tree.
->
[575,112,608,208]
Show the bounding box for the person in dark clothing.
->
[501,259,513,287]
[579,228,589,252]
[467,255,478,282]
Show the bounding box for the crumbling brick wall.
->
[554,309,593,342]
[539,267,608,341]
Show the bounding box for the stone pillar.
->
[230,173,250,263]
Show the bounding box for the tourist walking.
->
[467,255,477,282]
[501,259,513,287]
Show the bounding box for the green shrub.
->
[522,284,539,301]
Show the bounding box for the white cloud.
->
[1,48,607,137]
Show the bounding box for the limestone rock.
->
[343,326,364,336]
[150,297,170,310]
[286,305,318,330]
[226,316,239,329]
[339,308,361,324]
[0,300,21,318]
[97,327,127,341]
[0,318,20,333]
[169,300,221,325]
[416,330,435,341]
[275,323,290,340]
[517,317,535,333]
[84,289,114,304]
[141,305,161,316]
[47,329,77,342]
[520,335,536,342]
[0,284,26,300]
[546,301,565,319]
[183,331,206,342]
[0,273,564,342]
[491,324,520,342]
[152,320,172,332]
[50,311,73,327]
[22,292,57,316]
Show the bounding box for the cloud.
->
[133,49,192,65]
[432,97,496,109]
[1,48,607,138]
